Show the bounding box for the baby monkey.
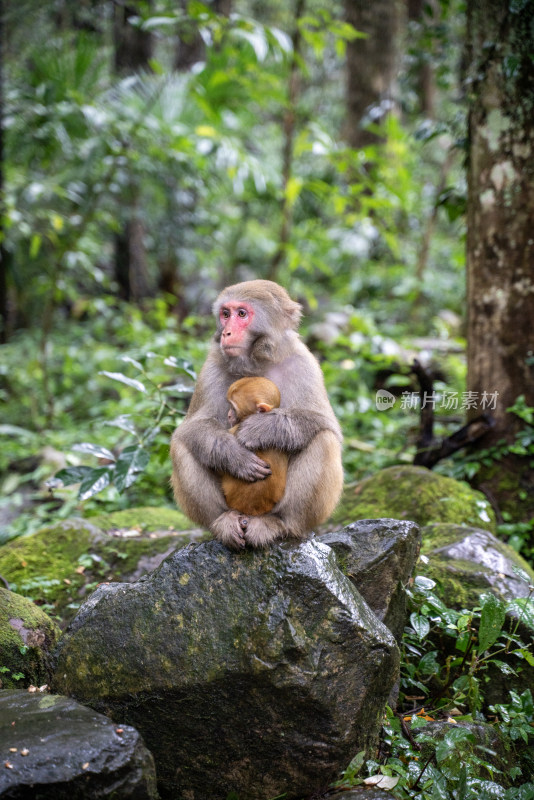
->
[221,377,288,520]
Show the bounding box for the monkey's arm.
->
[172,416,272,482]
[234,408,340,453]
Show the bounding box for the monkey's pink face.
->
[219,301,255,355]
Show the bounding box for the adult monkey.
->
[170,280,343,551]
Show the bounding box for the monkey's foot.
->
[243,514,286,548]
[211,510,247,551]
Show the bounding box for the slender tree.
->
[465,0,534,518]
[344,0,404,148]
[0,0,7,342]
[113,0,153,302]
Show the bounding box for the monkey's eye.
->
[237,308,248,318]
[221,308,231,319]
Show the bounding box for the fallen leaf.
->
[4,762,13,769]
[63,579,71,585]
[21,749,29,757]
[9,748,16,753]
[364,775,399,790]
[82,762,89,770]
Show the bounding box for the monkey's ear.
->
[257,403,274,413]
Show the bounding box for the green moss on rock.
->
[333,466,496,532]
[90,505,193,533]
[419,522,534,610]
[0,588,60,688]
[0,512,208,626]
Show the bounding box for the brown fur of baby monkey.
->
[222,377,288,516]
[170,279,344,551]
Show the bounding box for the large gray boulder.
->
[420,523,534,606]
[52,538,399,800]
[0,690,158,799]
[319,519,421,644]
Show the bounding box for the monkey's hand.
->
[235,411,297,452]
[229,447,272,482]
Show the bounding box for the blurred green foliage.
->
[1,0,470,535]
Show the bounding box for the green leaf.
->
[413,575,436,592]
[163,356,197,380]
[121,355,144,371]
[55,466,94,486]
[99,371,146,393]
[0,424,36,440]
[72,442,116,461]
[79,467,113,501]
[410,612,430,640]
[104,415,138,436]
[477,593,506,654]
[114,445,150,492]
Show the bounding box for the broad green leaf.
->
[55,466,93,486]
[520,649,534,667]
[79,467,112,501]
[507,597,534,630]
[477,593,506,654]
[141,16,178,31]
[364,775,399,790]
[104,415,138,435]
[121,355,144,371]
[160,382,194,394]
[163,356,197,380]
[413,575,436,591]
[143,426,161,446]
[285,176,304,208]
[114,445,150,492]
[0,424,35,440]
[410,613,430,640]
[99,371,146,393]
[72,442,116,461]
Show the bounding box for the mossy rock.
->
[333,466,496,532]
[89,505,193,533]
[0,510,208,627]
[419,523,534,610]
[418,524,534,708]
[0,588,60,688]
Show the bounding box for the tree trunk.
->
[344,0,404,148]
[0,0,7,342]
[113,1,152,302]
[465,0,534,518]
[406,0,437,118]
[174,0,231,71]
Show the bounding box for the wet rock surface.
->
[52,537,400,800]
[420,523,534,707]
[319,518,421,644]
[421,523,534,604]
[0,690,158,799]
